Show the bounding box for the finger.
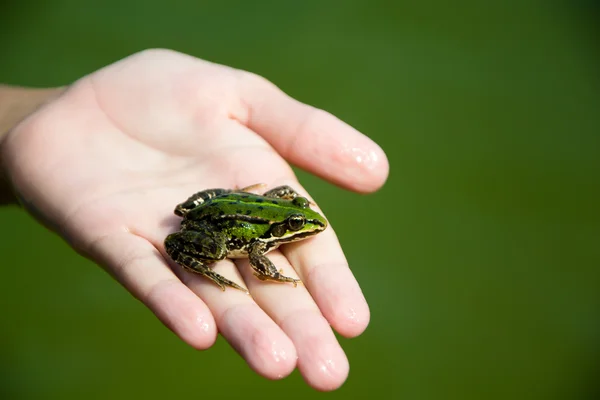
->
[172,259,298,381]
[88,232,218,350]
[232,72,389,193]
[236,251,349,392]
[141,199,298,380]
[283,227,371,337]
[268,179,370,337]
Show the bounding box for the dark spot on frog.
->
[245,210,252,215]
[256,199,264,203]
[236,209,243,214]
[258,206,264,210]
[271,200,278,204]
[240,195,249,199]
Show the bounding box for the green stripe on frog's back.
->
[185,192,326,224]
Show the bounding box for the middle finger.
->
[236,250,350,392]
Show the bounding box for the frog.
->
[164,184,328,293]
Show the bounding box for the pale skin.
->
[0,49,389,391]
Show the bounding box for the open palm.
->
[2,49,388,391]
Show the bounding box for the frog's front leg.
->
[248,241,301,287]
[164,231,249,293]
[174,188,232,216]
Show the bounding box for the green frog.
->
[164,184,328,293]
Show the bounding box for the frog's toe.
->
[209,272,248,294]
[253,270,302,287]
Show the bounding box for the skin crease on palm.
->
[0,49,389,391]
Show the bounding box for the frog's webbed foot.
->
[176,253,249,294]
[248,243,302,287]
[174,188,232,217]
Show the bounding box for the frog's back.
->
[185,192,298,222]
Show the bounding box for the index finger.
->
[232,72,389,194]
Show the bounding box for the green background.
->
[1,1,599,399]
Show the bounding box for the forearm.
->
[0,84,66,205]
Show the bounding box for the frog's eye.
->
[292,197,310,208]
[287,214,306,231]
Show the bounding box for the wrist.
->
[0,84,66,205]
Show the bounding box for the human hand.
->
[0,49,388,391]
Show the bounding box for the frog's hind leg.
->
[174,188,232,216]
[236,183,268,193]
[263,185,316,207]
[248,242,302,287]
[165,231,249,293]
[262,185,302,200]
[176,253,249,294]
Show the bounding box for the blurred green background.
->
[1,1,599,399]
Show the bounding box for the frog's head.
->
[265,197,328,243]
